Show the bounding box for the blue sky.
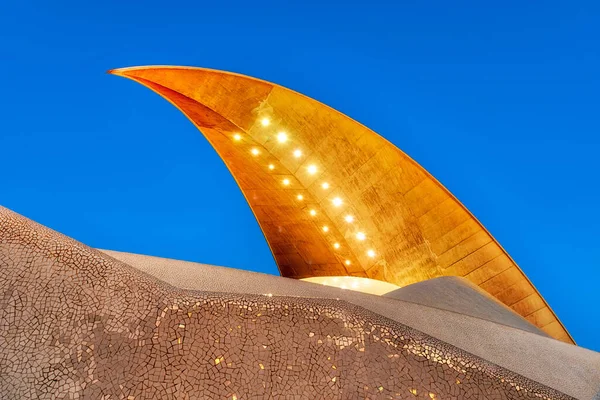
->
[1,1,598,351]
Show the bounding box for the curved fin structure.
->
[110,66,573,344]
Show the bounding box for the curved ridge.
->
[110,65,573,344]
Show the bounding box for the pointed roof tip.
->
[107,68,126,77]
[107,68,129,77]
[107,66,148,77]
[107,66,156,79]
[107,66,236,80]
[107,66,172,78]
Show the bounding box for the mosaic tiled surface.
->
[0,206,574,399]
[100,249,600,399]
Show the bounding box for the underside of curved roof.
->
[110,66,572,344]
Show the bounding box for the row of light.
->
[249,148,303,159]
[297,175,375,260]
[250,147,303,159]
[233,117,377,264]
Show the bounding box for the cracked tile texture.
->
[0,206,590,399]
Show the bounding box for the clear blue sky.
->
[1,1,598,351]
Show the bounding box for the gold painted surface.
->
[110,66,573,344]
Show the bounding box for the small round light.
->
[356,232,366,241]
[277,132,288,143]
[307,165,317,175]
[367,249,375,258]
[344,215,354,223]
[283,178,290,186]
[261,118,270,126]
[333,243,340,249]
[322,226,329,232]
[321,182,330,190]
[233,133,242,141]
[293,149,302,158]
[332,197,342,207]
[251,148,260,156]
[297,194,304,201]
[268,164,275,170]
[345,260,351,265]
[309,209,317,216]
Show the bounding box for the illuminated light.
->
[333,242,340,249]
[322,226,329,232]
[356,232,366,241]
[233,133,242,141]
[332,197,343,207]
[345,260,351,265]
[261,117,270,126]
[309,209,317,216]
[301,276,402,295]
[429,393,436,399]
[277,131,288,143]
[297,194,304,201]
[307,164,317,174]
[282,178,290,186]
[410,388,417,396]
[321,182,330,190]
[367,249,376,258]
[344,215,354,223]
[268,164,275,170]
[293,149,302,158]
[251,148,260,156]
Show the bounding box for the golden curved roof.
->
[110,66,573,344]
